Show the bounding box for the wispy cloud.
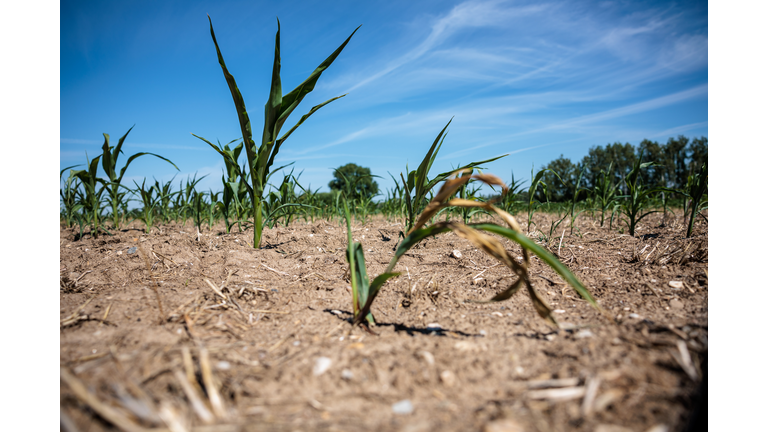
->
[343,0,548,93]
[60,138,101,145]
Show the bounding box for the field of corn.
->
[60,18,707,432]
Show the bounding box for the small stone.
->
[472,278,483,285]
[216,361,231,371]
[440,370,456,387]
[554,309,566,314]
[330,310,342,315]
[595,425,633,432]
[426,323,442,330]
[392,399,414,415]
[669,299,684,309]
[419,351,435,366]
[628,313,641,319]
[127,247,137,254]
[450,250,462,259]
[483,418,526,432]
[669,281,684,289]
[313,357,332,376]
[341,369,354,380]
[492,311,503,317]
[574,329,594,339]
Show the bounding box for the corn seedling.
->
[616,151,668,237]
[152,176,179,225]
[526,166,560,233]
[343,200,401,326]
[349,171,603,331]
[592,162,619,227]
[567,166,589,234]
[60,165,83,228]
[71,155,109,238]
[681,163,707,237]
[400,118,506,233]
[100,126,178,230]
[131,179,159,234]
[204,16,359,248]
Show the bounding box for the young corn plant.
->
[343,200,401,326]
[400,118,506,233]
[71,155,108,238]
[616,151,666,237]
[60,165,83,228]
[100,126,178,230]
[568,166,588,234]
[592,162,619,227]
[132,179,159,234]
[347,171,604,331]
[203,16,359,248]
[681,163,708,237]
[526,166,560,233]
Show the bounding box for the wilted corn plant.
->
[200,16,359,248]
[345,171,603,330]
[400,118,506,233]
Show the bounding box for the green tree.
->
[688,136,708,174]
[329,163,379,201]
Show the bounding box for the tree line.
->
[537,135,707,202]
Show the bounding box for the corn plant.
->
[343,200,401,326]
[592,162,619,227]
[400,118,506,233]
[526,166,560,233]
[152,176,179,224]
[347,171,603,331]
[71,155,108,238]
[203,16,359,248]
[616,151,662,237]
[567,166,588,234]
[100,126,177,230]
[60,165,83,228]
[681,163,707,237]
[499,170,527,216]
[131,179,159,233]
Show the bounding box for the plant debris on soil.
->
[60,211,707,432]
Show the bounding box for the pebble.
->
[127,247,137,254]
[419,351,435,366]
[392,399,414,415]
[313,357,332,376]
[628,313,641,319]
[426,323,442,330]
[216,361,231,371]
[341,369,354,380]
[669,281,684,289]
[595,425,633,432]
[440,370,456,387]
[669,299,684,309]
[450,250,462,258]
[574,329,594,339]
[483,418,525,432]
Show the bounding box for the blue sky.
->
[60,0,707,196]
